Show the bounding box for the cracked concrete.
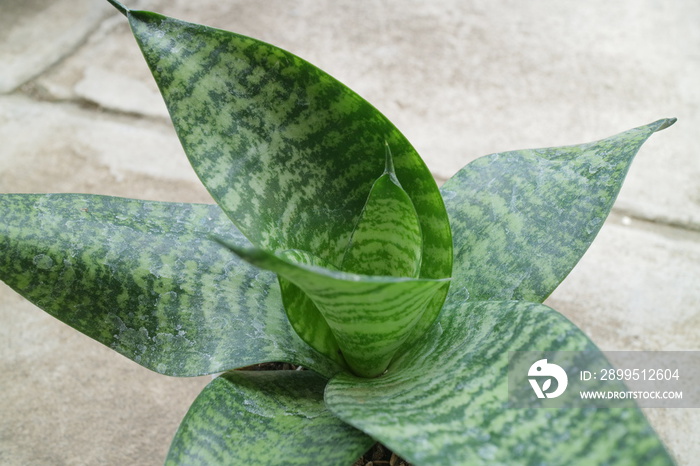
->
[1,0,698,464]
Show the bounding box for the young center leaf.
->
[273,145,427,372]
[442,118,676,303]
[341,144,423,278]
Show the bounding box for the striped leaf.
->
[276,250,345,370]
[325,300,674,465]
[271,147,425,371]
[217,239,449,378]
[167,370,374,465]
[122,6,452,284]
[441,118,676,303]
[277,278,345,370]
[119,4,453,359]
[341,145,423,278]
[0,194,340,377]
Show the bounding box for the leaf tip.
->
[383,142,396,176]
[210,235,248,257]
[106,0,129,16]
[383,142,404,188]
[652,117,677,132]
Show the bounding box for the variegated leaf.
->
[441,118,676,303]
[326,300,673,465]
[276,146,424,370]
[217,239,449,378]
[341,145,422,278]
[0,194,339,377]
[167,370,374,465]
[122,5,452,284]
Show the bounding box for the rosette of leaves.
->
[0,1,677,465]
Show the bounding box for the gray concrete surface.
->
[1,0,698,464]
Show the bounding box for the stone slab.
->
[547,213,700,352]
[0,0,112,94]
[0,95,210,202]
[0,292,210,466]
[32,9,170,120]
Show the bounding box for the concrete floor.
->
[1,0,698,464]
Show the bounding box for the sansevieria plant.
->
[0,1,677,464]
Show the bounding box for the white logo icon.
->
[528,359,568,399]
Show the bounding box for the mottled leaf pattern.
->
[260,147,426,372]
[167,371,374,465]
[277,277,345,369]
[125,7,452,358]
[217,239,449,378]
[341,145,422,278]
[441,118,676,303]
[0,194,339,377]
[0,1,678,464]
[326,300,674,465]
[125,9,452,283]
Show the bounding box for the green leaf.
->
[122,5,453,360]
[276,250,346,370]
[325,300,673,465]
[216,239,449,378]
[277,277,345,370]
[0,194,340,377]
[441,118,676,302]
[261,146,425,373]
[123,8,452,285]
[341,144,422,278]
[105,0,127,16]
[167,370,374,465]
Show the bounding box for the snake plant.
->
[0,1,677,464]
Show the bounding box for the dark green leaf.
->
[273,147,424,370]
[125,8,451,286]
[341,145,422,278]
[217,239,449,378]
[326,300,673,465]
[167,370,374,465]
[0,194,340,377]
[124,6,453,357]
[277,277,345,370]
[441,118,676,302]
